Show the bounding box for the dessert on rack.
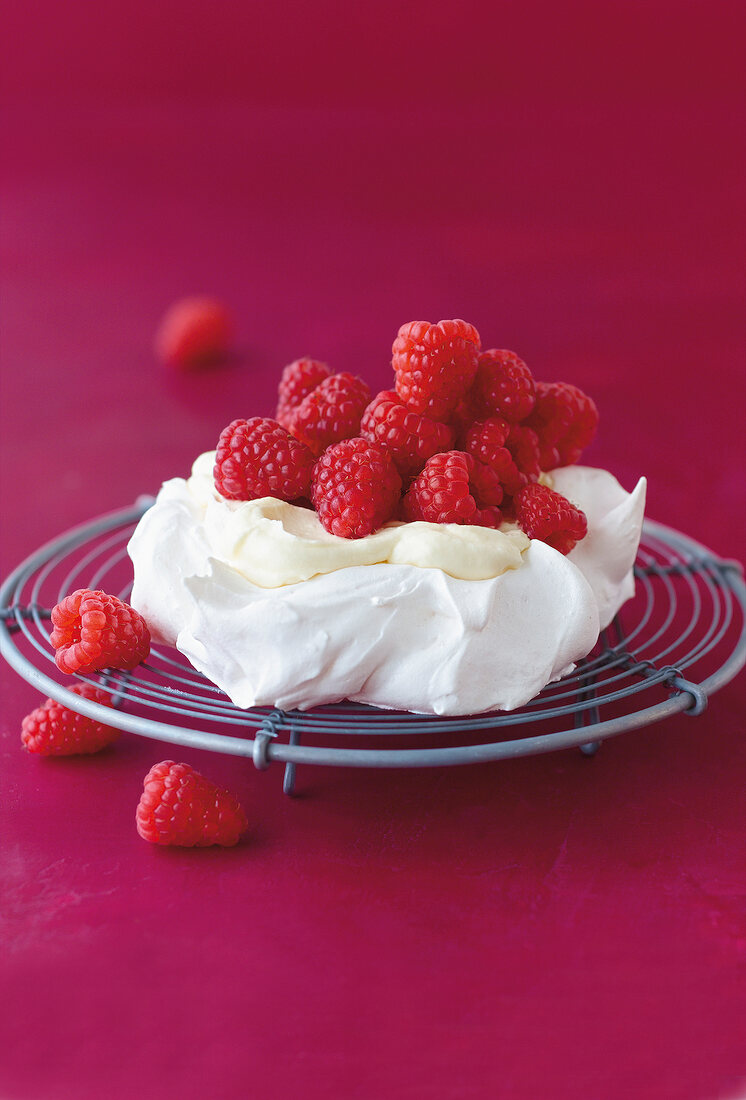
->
[128,319,646,715]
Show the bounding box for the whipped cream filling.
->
[128,460,646,716]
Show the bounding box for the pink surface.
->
[2,4,745,1098]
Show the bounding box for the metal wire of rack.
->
[1,499,744,794]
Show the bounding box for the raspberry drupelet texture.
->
[468,458,504,509]
[50,589,151,675]
[136,761,248,847]
[525,381,599,469]
[155,296,233,370]
[402,451,503,528]
[461,418,529,497]
[505,424,542,483]
[360,389,456,478]
[471,349,536,423]
[288,372,371,456]
[21,683,118,756]
[312,437,402,539]
[450,390,481,438]
[275,357,332,429]
[515,482,588,554]
[461,411,510,451]
[213,417,316,501]
[392,319,481,421]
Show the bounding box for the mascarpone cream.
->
[168,450,529,587]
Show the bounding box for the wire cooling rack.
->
[1,499,744,794]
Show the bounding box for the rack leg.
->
[283,725,301,796]
[580,740,600,756]
[575,663,601,757]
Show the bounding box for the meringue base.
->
[128,464,646,716]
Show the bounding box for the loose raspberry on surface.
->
[21,683,118,756]
[471,349,536,423]
[136,761,248,847]
[213,417,316,501]
[392,319,481,421]
[154,296,234,370]
[288,372,371,456]
[360,389,456,478]
[275,357,332,428]
[402,451,502,528]
[525,381,599,469]
[50,589,151,675]
[461,418,528,497]
[514,482,588,554]
[311,437,402,539]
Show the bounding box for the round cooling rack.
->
[1,500,744,794]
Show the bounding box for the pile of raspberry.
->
[213,320,598,554]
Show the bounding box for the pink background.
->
[1,3,745,1098]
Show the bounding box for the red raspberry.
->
[472,349,536,423]
[312,437,402,539]
[213,417,315,501]
[461,414,510,452]
[505,424,542,483]
[515,482,588,554]
[50,589,150,675]
[155,296,233,370]
[392,319,481,421]
[462,418,528,497]
[468,458,504,508]
[288,372,371,457]
[275,357,332,428]
[136,761,247,847]
[21,683,118,756]
[525,382,599,469]
[402,451,502,528]
[360,389,456,478]
[450,390,481,438]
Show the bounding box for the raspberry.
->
[468,459,504,508]
[525,382,599,469]
[450,391,481,438]
[275,357,332,428]
[462,418,528,497]
[50,589,150,675]
[312,437,402,538]
[213,417,315,502]
[136,761,247,847]
[288,372,371,457]
[21,683,118,756]
[515,482,588,554]
[472,349,536,423]
[154,296,233,370]
[392,319,481,421]
[505,424,542,483]
[359,390,456,478]
[402,451,502,528]
[462,414,510,452]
